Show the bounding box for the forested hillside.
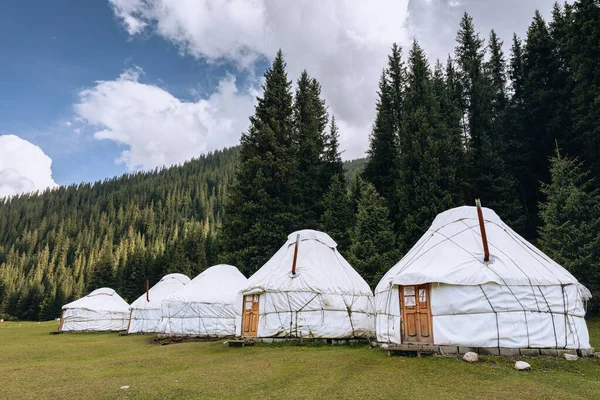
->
[0,144,364,320]
[1,1,599,320]
[0,148,239,319]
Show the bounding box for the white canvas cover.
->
[238,229,375,339]
[158,265,247,337]
[60,288,130,332]
[127,273,190,334]
[375,206,592,349]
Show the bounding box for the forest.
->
[0,1,599,320]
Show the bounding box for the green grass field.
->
[1,320,599,400]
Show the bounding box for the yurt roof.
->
[129,273,191,310]
[163,264,247,304]
[376,206,586,293]
[241,229,373,296]
[62,287,130,312]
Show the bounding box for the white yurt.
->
[127,273,191,334]
[375,205,592,351]
[157,265,247,337]
[237,229,375,339]
[59,288,130,332]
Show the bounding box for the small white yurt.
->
[375,205,592,351]
[238,229,375,339]
[59,288,130,332]
[127,273,191,334]
[157,265,247,337]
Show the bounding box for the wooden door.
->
[400,284,433,344]
[242,294,260,337]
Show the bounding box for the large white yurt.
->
[157,265,247,337]
[237,229,375,339]
[375,205,592,351]
[127,273,191,334]
[59,288,130,332]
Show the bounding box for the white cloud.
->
[74,67,259,171]
[108,0,412,159]
[106,0,559,162]
[0,135,58,198]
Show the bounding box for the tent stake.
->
[475,199,490,263]
[146,279,150,302]
[291,234,300,275]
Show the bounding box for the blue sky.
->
[1,1,245,185]
[0,0,558,196]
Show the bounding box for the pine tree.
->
[320,176,353,253]
[222,50,296,275]
[455,13,524,229]
[454,12,487,152]
[89,240,115,290]
[349,173,365,218]
[348,183,398,289]
[570,0,600,184]
[322,116,344,181]
[520,10,567,232]
[292,70,328,228]
[486,30,509,155]
[396,41,455,250]
[363,69,399,203]
[119,249,147,303]
[432,59,466,204]
[539,150,600,313]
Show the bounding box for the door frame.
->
[241,294,260,338]
[399,284,434,344]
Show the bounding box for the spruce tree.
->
[539,150,600,313]
[455,13,524,229]
[397,41,454,250]
[570,0,600,184]
[432,59,466,204]
[320,176,353,253]
[348,183,398,289]
[349,173,365,218]
[292,70,328,228]
[222,50,296,275]
[89,241,115,290]
[322,116,344,181]
[363,44,405,225]
[363,70,398,202]
[520,10,567,232]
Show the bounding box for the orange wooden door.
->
[242,294,260,337]
[400,284,433,344]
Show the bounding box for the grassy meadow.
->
[1,319,599,400]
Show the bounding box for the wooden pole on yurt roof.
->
[291,233,300,275]
[475,199,490,263]
[145,279,150,302]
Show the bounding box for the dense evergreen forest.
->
[1,1,599,320]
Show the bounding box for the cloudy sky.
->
[0,0,559,197]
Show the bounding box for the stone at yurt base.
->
[375,205,592,356]
[127,273,190,334]
[237,229,375,339]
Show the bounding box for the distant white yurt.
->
[157,265,247,337]
[59,288,130,332]
[127,273,191,334]
[375,205,592,351]
[238,229,375,339]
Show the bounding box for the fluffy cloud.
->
[0,135,58,198]
[406,0,559,64]
[74,67,259,170]
[106,0,559,162]
[108,0,411,159]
